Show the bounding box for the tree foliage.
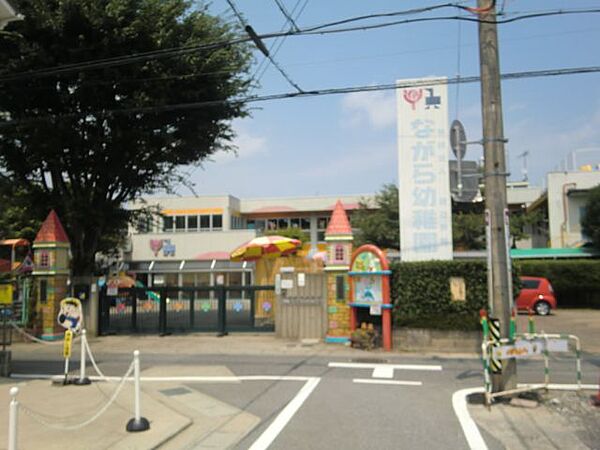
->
[452,212,485,250]
[351,183,399,249]
[581,183,600,249]
[0,0,252,274]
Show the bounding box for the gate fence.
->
[99,285,275,335]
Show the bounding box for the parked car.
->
[516,276,557,315]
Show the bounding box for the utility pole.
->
[477,0,516,392]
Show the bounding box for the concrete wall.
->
[547,171,600,248]
[130,230,256,261]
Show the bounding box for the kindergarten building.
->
[124,194,369,289]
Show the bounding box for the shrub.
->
[515,259,600,308]
[391,260,520,331]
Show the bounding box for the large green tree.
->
[352,183,400,249]
[582,183,600,249]
[0,0,252,275]
[352,183,541,251]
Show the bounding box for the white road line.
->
[353,378,422,386]
[249,377,321,450]
[452,387,488,450]
[328,362,443,371]
[452,383,600,450]
[372,366,394,378]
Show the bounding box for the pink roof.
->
[34,210,70,244]
[195,251,231,261]
[326,202,360,210]
[325,200,352,236]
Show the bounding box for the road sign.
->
[492,340,543,360]
[0,284,13,305]
[63,330,73,358]
[57,297,83,333]
[450,120,467,159]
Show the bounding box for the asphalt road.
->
[9,348,600,449]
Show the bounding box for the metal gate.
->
[99,285,275,335]
[276,273,327,340]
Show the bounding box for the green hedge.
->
[391,260,520,331]
[515,259,600,308]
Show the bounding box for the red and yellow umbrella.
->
[230,235,301,262]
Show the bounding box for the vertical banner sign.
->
[397,78,452,261]
[63,329,73,358]
[485,209,493,314]
[504,208,514,309]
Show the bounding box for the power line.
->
[1,5,598,84]
[2,64,599,129]
[272,0,301,32]
[254,0,308,83]
[225,0,303,93]
[297,8,600,36]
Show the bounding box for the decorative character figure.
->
[150,239,163,256]
[163,240,176,257]
[57,297,83,333]
[425,88,441,109]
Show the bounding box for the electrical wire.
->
[2,5,598,84]
[272,0,301,31]
[1,65,599,129]
[225,0,303,92]
[254,0,308,83]
[297,8,600,36]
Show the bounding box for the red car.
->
[516,276,557,315]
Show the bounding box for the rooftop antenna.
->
[517,150,529,182]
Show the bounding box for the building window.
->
[40,279,47,304]
[187,215,198,231]
[212,214,223,230]
[336,276,345,301]
[231,216,245,230]
[278,218,289,229]
[317,216,329,242]
[136,217,151,233]
[335,245,345,262]
[175,216,186,232]
[163,216,174,232]
[199,215,210,230]
[40,251,49,268]
[317,217,329,229]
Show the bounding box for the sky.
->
[177,0,600,198]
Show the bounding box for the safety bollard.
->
[509,309,517,342]
[74,330,91,386]
[528,309,536,334]
[8,386,18,450]
[126,350,150,432]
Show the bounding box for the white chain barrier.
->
[17,360,135,431]
[83,335,111,381]
[9,322,80,345]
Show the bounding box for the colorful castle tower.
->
[324,200,353,343]
[32,210,71,340]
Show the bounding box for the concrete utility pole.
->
[477,0,516,392]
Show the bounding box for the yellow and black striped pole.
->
[489,317,502,374]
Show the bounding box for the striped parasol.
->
[230,235,302,262]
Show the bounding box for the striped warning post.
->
[489,317,502,374]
